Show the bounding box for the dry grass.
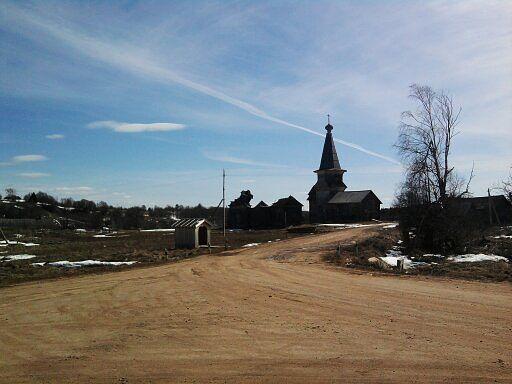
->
[0,228,305,287]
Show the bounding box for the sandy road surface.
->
[1,227,511,383]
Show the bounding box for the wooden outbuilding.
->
[172,218,212,249]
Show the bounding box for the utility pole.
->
[223,169,227,249]
[488,188,493,226]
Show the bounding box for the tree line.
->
[0,188,223,230]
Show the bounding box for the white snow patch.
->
[75,229,87,233]
[242,243,260,247]
[0,241,39,247]
[33,260,138,268]
[423,253,444,258]
[0,254,37,261]
[380,247,428,269]
[31,262,46,267]
[318,222,398,230]
[493,235,512,239]
[140,228,175,232]
[447,254,509,263]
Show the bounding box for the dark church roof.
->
[272,196,303,207]
[328,190,382,204]
[254,201,269,208]
[318,122,341,170]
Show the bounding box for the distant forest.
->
[0,188,224,230]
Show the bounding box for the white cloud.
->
[46,134,64,139]
[55,186,93,193]
[12,154,48,163]
[87,120,186,133]
[203,152,286,168]
[18,172,51,178]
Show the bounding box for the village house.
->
[308,120,382,223]
[227,192,303,229]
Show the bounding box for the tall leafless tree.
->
[395,84,470,204]
[503,166,512,202]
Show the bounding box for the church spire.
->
[318,115,340,170]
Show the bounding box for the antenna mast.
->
[223,169,227,249]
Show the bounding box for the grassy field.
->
[0,227,307,287]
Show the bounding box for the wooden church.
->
[308,119,381,223]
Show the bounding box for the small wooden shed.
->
[172,218,212,249]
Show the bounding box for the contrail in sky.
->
[1,3,400,165]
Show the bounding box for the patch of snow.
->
[380,247,428,269]
[493,235,512,239]
[318,222,398,230]
[14,234,23,238]
[447,254,509,263]
[140,228,175,232]
[423,253,444,258]
[0,241,39,247]
[242,243,260,247]
[0,254,37,261]
[31,262,46,267]
[33,260,138,268]
[75,229,87,233]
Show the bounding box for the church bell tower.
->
[308,117,347,222]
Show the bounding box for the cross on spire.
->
[325,114,333,132]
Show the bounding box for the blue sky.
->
[0,0,511,208]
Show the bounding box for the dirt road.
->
[1,227,511,383]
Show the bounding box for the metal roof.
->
[328,190,382,204]
[172,218,212,228]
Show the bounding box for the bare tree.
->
[395,84,470,203]
[5,188,16,198]
[503,166,512,202]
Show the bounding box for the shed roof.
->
[272,195,303,207]
[328,190,382,204]
[172,218,212,228]
[254,201,269,208]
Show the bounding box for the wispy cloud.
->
[18,172,51,178]
[203,151,286,168]
[55,186,93,193]
[12,154,48,163]
[46,134,64,139]
[87,120,186,133]
[0,3,397,164]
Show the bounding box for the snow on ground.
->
[380,246,428,269]
[75,229,87,233]
[140,228,175,232]
[32,260,138,268]
[317,222,398,230]
[0,241,40,247]
[0,254,37,261]
[447,254,509,263]
[422,253,444,258]
[493,235,512,239]
[242,243,260,247]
